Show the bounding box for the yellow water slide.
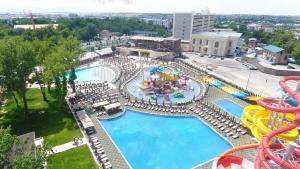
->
[242,105,299,141]
[161,72,179,81]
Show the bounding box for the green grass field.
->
[0,88,82,146]
[48,145,99,169]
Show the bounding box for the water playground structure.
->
[202,76,261,101]
[139,64,194,101]
[213,76,300,169]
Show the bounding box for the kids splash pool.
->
[98,109,232,169]
[127,65,201,103]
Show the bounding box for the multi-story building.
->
[173,11,214,40]
[190,32,242,57]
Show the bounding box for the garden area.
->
[48,145,99,169]
[0,88,81,146]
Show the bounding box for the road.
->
[183,53,297,97]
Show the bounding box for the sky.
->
[0,0,300,15]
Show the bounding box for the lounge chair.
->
[101,157,109,163]
[104,162,112,169]
[232,134,239,139]
[240,130,247,135]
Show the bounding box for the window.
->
[192,47,195,51]
[199,47,202,52]
[199,39,202,45]
[193,39,196,44]
[206,40,209,45]
[213,49,218,55]
[229,41,232,47]
[214,42,219,48]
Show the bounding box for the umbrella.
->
[148,98,151,104]
[135,97,137,103]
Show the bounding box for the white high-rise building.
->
[173,11,214,40]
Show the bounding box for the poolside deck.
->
[68,57,260,169]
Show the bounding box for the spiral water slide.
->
[213,76,300,169]
[255,76,300,169]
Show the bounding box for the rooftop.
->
[192,31,242,38]
[263,45,285,53]
[131,36,179,42]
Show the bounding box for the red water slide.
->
[255,76,300,169]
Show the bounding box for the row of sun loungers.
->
[191,102,248,139]
[89,136,112,169]
[125,101,188,114]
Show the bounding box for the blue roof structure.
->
[263,45,284,53]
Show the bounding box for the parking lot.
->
[183,52,296,97]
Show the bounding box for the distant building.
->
[173,11,214,40]
[13,24,59,30]
[248,38,258,47]
[262,45,288,65]
[247,23,274,32]
[190,31,242,57]
[212,28,233,32]
[118,36,181,60]
[132,30,158,36]
[100,30,120,39]
[143,18,170,29]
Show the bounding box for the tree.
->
[292,42,300,64]
[0,37,36,116]
[0,127,17,169]
[0,127,48,169]
[12,146,48,169]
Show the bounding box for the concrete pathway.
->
[48,138,87,155]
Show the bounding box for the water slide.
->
[212,144,258,169]
[202,76,260,100]
[242,105,298,141]
[213,76,300,169]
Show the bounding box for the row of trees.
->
[0,27,80,117]
[230,24,300,64]
[58,17,168,41]
[0,127,48,169]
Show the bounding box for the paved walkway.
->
[48,138,87,155]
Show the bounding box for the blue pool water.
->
[214,99,244,118]
[67,65,116,81]
[99,109,232,169]
[127,67,201,103]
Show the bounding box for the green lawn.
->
[0,88,82,146]
[48,145,99,169]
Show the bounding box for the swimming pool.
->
[68,65,116,81]
[127,67,201,103]
[98,109,232,169]
[214,99,244,118]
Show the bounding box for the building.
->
[248,38,258,47]
[262,45,288,65]
[8,132,43,168]
[190,31,242,57]
[13,24,59,30]
[118,36,181,60]
[143,18,170,29]
[173,11,214,40]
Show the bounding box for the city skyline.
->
[0,0,300,16]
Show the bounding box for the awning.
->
[92,101,110,108]
[76,110,94,129]
[104,102,121,111]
